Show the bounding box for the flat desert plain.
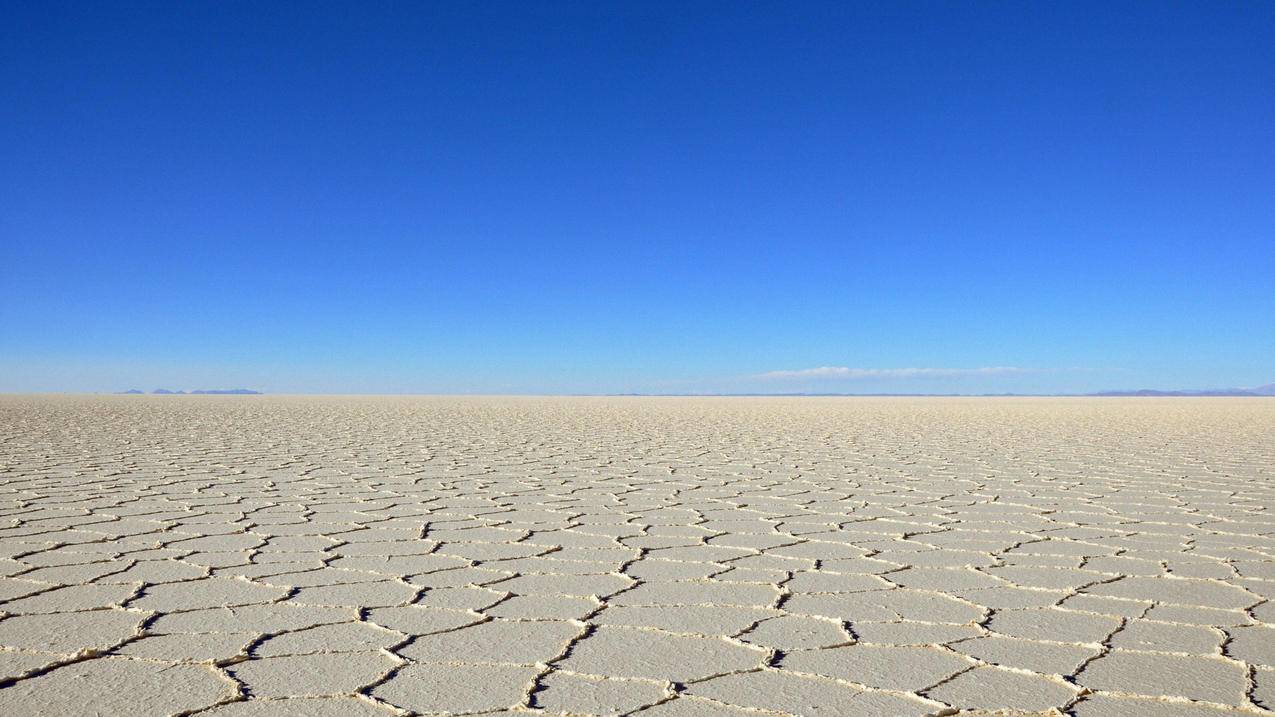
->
[0,396,1272,717]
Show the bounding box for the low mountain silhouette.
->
[1092,383,1274,397]
[123,388,262,395]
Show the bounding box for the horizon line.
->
[3,391,1273,398]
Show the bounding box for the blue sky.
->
[2,2,1272,394]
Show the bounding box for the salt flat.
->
[0,395,1272,716]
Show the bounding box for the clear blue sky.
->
[3,2,1272,394]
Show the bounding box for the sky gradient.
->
[3,2,1273,394]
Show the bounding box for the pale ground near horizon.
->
[0,395,1272,716]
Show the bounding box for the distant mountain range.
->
[617,383,1275,397]
[1090,383,1275,397]
[121,388,263,395]
[110,385,1273,397]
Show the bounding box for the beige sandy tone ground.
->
[0,396,1272,716]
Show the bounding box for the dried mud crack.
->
[0,395,1272,716]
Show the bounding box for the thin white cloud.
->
[756,366,1036,380]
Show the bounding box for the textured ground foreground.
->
[0,397,1273,716]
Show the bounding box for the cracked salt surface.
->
[0,395,1272,715]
